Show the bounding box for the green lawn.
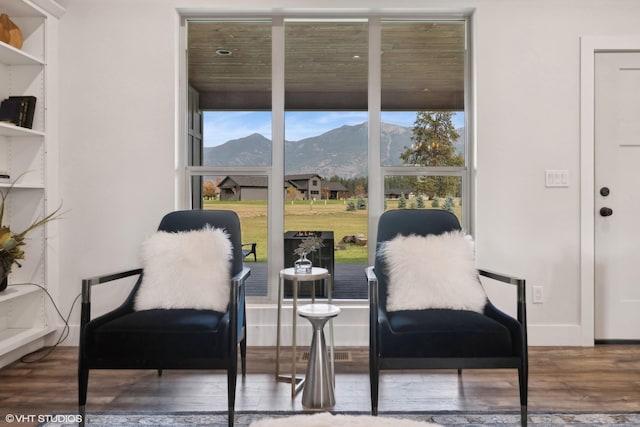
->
[203,199,460,263]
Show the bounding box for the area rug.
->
[37,411,640,426]
[250,412,439,426]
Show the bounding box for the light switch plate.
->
[545,170,569,188]
[533,286,544,304]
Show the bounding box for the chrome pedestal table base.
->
[297,303,341,410]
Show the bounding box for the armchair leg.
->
[227,365,237,427]
[79,405,86,427]
[370,370,379,415]
[78,362,89,412]
[78,363,88,427]
[228,406,235,427]
[369,361,379,415]
[241,337,247,377]
[518,365,528,427]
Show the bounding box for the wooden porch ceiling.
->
[188,20,465,111]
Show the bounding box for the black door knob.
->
[600,207,613,217]
[600,187,610,197]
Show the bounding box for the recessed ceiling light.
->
[216,48,233,57]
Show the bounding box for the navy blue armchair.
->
[78,210,249,427]
[367,209,528,426]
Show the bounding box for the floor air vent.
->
[298,350,352,362]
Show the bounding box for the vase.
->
[294,252,313,274]
[0,14,23,49]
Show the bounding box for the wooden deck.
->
[244,262,368,299]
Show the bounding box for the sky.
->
[203,111,464,147]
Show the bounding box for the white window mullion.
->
[368,17,382,263]
[464,15,474,234]
[268,16,285,301]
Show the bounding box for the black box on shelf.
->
[0,96,36,128]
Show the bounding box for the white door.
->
[594,51,640,340]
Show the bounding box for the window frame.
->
[181,12,473,304]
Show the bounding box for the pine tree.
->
[401,112,463,199]
[357,196,367,210]
[398,193,407,208]
[443,194,455,212]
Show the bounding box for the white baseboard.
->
[526,323,588,346]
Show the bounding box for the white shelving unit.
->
[0,0,63,368]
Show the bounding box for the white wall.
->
[56,0,640,346]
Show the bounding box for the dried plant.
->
[0,174,62,278]
[294,235,324,256]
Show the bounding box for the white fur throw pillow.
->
[134,226,233,312]
[380,230,487,313]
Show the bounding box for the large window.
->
[187,21,272,298]
[283,20,370,299]
[185,16,470,301]
[380,20,467,225]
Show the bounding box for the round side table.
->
[297,303,341,410]
[276,267,332,397]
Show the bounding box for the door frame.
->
[580,36,640,346]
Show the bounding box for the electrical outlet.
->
[532,286,544,304]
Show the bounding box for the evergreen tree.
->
[416,195,425,208]
[401,112,463,199]
[443,194,455,212]
[398,193,407,208]
[357,196,367,210]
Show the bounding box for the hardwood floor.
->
[0,345,639,426]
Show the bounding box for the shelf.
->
[0,122,44,137]
[0,0,46,18]
[0,326,56,356]
[0,0,55,368]
[0,182,44,190]
[0,41,44,66]
[0,284,42,303]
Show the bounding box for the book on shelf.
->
[0,96,36,129]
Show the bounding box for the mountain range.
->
[203,122,463,179]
